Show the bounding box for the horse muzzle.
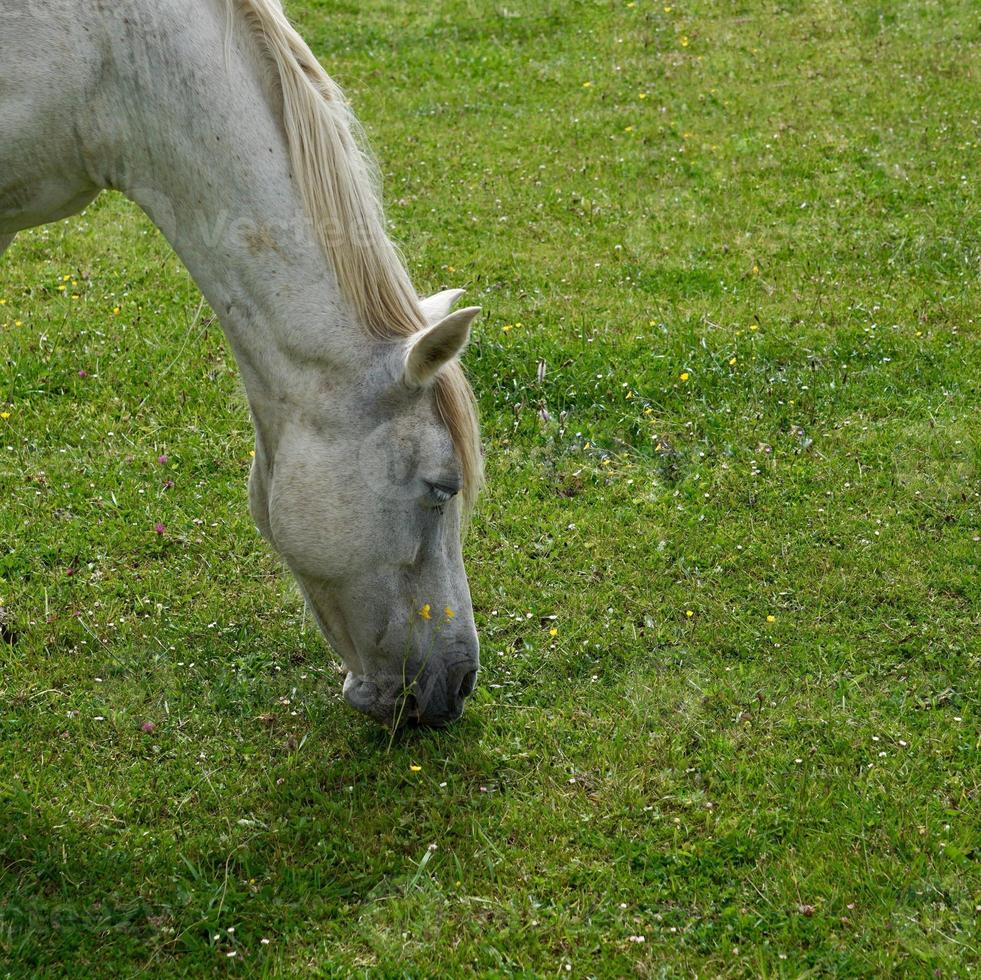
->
[343,651,478,728]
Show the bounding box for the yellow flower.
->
[686,610,694,618]
[680,35,689,47]
[0,299,6,305]
[444,607,455,619]
[249,450,256,458]
[767,615,776,623]
[624,125,635,133]
[729,357,737,365]
[639,92,648,100]
[582,81,593,88]
[749,324,759,332]
[113,306,121,315]
[420,604,431,620]
[664,5,672,11]
[0,412,10,420]
[680,372,690,382]
[410,764,422,772]
[14,320,22,327]
[62,274,71,282]
[549,627,558,637]
[752,264,760,275]
[57,285,67,292]
[502,323,513,333]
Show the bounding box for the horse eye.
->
[428,483,459,507]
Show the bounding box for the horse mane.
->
[230,0,482,510]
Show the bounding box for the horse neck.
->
[98,0,366,451]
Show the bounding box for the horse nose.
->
[411,656,478,727]
[344,650,479,728]
[455,665,478,702]
[441,662,478,721]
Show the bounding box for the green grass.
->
[1,0,979,974]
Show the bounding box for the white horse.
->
[0,0,485,727]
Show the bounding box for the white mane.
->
[232,0,482,506]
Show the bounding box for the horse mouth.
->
[342,672,381,713]
[342,660,476,729]
[343,672,421,726]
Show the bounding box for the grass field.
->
[1,0,979,975]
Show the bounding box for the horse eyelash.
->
[428,484,458,506]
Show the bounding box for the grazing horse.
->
[0,0,484,727]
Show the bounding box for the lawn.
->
[1,0,979,975]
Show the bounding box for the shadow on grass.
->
[0,696,496,972]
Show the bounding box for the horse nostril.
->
[458,668,478,700]
[446,667,478,719]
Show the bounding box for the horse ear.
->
[419,288,466,325]
[404,306,481,387]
